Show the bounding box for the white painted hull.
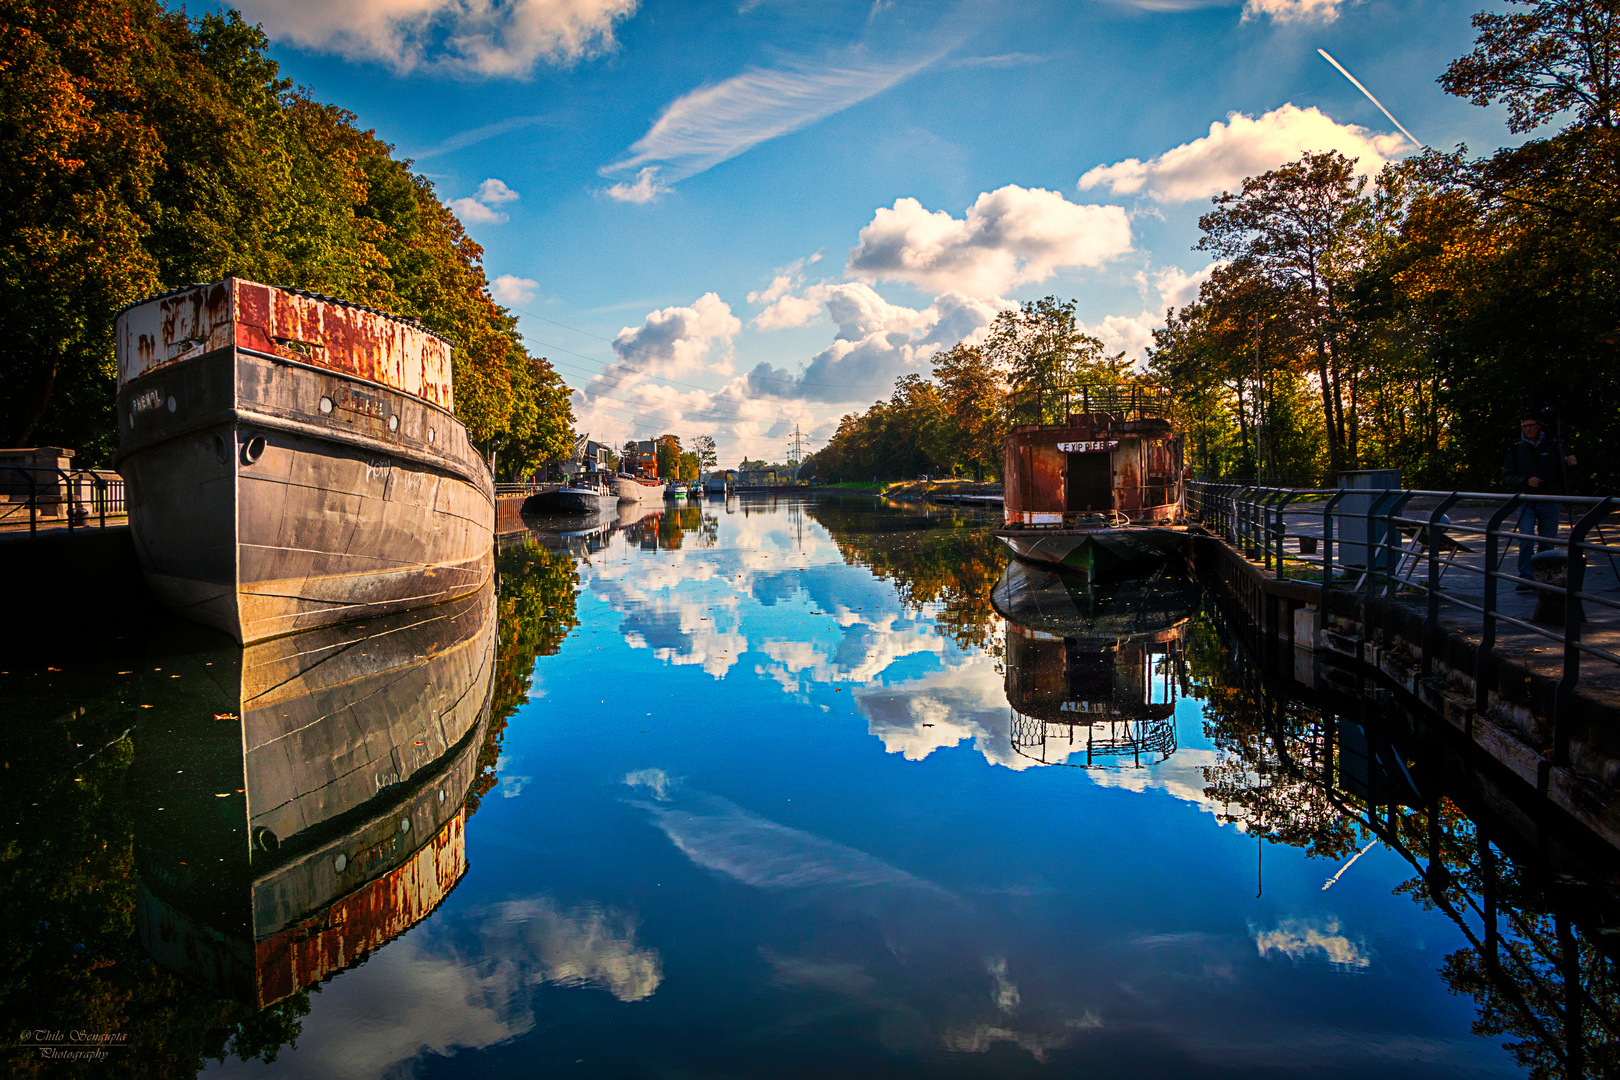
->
[614,475,665,503]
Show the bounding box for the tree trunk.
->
[16,354,60,446]
[1315,341,1342,479]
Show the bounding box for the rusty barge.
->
[994,386,1187,580]
[113,278,494,643]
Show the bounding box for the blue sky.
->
[223,0,1513,463]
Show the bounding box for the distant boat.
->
[704,475,729,496]
[614,472,664,503]
[993,385,1187,581]
[114,278,493,644]
[556,477,617,513]
[665,482,686,500]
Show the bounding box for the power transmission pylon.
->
[787,422,806,475]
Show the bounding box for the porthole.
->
[252,826,279,854]
[166,395,177,413]
[333,853,347,874]
[388,414,399,432]
[427,427,436,443]
[398,817,411,835]
[242,434,267,464]
[318,396,334,415]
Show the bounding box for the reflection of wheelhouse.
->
[132,582,496,1007]
[992,560,1194,769]
[995,387,1187,579]
[1005,623,1185,768]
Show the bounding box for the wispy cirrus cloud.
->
[602,50,941,186]
[411,114,552,161]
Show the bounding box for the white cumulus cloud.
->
[233,0,638,76]
[491,274,539,305]
[611,292,741,376]
[846,185,1133,298]
[1078,104,1404,204]
[1243,0,1343,23]
[603,166,672,203]
[448,176,520,225]
[474,177,520,204]
[744,285,1004,403]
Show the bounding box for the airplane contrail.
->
[1318,48,1424,150]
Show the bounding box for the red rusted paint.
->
[254,811,466,1007]
[115,279,455,410]
[1003,414,1184,526]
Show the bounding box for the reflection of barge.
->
[114,279,494,643]
[993,387,1186,580]
[992,561,1194,768]
[133,582,496,1006]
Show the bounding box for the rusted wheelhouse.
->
[995,386,1187,578]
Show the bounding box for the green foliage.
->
[1151,3,1620,490]
[467,537,580,816]
[0,2,570,461]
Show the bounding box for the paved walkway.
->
[1263,495,1620,701]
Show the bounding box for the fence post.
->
[1553,497,1615,767]
[1273,491,1299,578]
[1476,496,1522,717]
[1319,489,1348,615]
[1421,493,1461,678]
[1380,491,1416,654]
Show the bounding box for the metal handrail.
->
[1,465,125,535]
[1187,481,1620,711]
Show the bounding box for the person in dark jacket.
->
[1502,413,1577,588]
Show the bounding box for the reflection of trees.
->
[1190,602,1620,1079]
[0,735,307,1076]
[658,505,717,551]
[805,500,1008,652]
[467,537,581,816]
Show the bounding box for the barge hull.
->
[117,346,493,643]
[993,527,1189,582]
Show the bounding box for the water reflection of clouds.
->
[628,782,940,894]
[624,774,1097,1062]
[1252,917,1372,970]
[1087,749,1254,828]
[212,896,660,1080]
[858,655,1020,766]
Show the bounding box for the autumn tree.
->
[982,297,1126,423]
[0,4,572,462]
[1197,151,1368,477]
[931,343,1006,481]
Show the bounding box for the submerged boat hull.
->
[117,347,493,643]
[993,526,1188,581]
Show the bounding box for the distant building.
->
[561,438,615,478]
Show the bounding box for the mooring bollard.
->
[1530,549,1583,625]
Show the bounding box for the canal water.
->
[2,496,1612,1078]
